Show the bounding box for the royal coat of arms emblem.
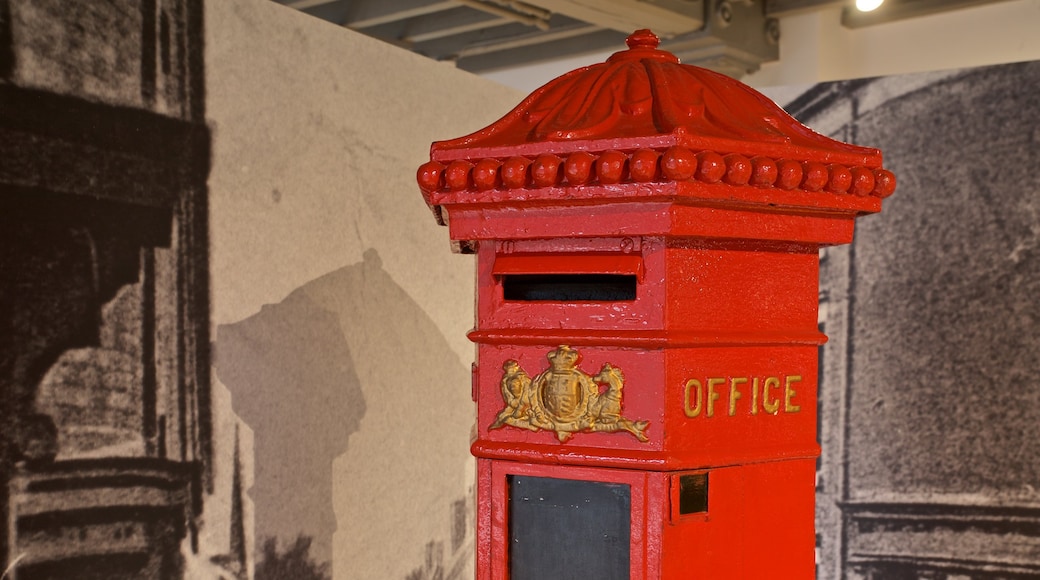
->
[490,346,649,442]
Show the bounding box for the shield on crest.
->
[541,370,585,422]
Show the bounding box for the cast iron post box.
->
[417,30,894,580]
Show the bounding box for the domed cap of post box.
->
[418,30,895,226]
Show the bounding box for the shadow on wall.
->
[213,248,471,572]
[213,260,367,565]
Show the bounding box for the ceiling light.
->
[855,0,884,11]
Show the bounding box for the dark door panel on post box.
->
[509,475,631,580]
[488,462,652,580]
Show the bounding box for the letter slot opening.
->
[493,254,643,302]
[503,274,637,301]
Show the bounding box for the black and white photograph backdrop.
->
[1,0,520,579]
[765,62,1040,579]
[1,0,1038,579]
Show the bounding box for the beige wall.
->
[205,1,522,578]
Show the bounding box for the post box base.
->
[476,457,816,579]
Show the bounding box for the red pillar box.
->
[418,30,894,580]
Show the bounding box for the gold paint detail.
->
[784,375,802,413]
[489,345,650,443]
[763,377,781,414]
[683,374,804,417]
[706,378,724,418]
[728,377,747,416]
[684,379,702,418]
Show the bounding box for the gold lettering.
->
[763,377,780,414]
[785,375,802,413]
[683,373,805,419]
[706,378,724,418]
[729,377,747,416]
[684,379,703,418]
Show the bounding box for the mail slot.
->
[418,29,895,579]
[495,254,642,301]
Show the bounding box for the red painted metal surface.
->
[419,30,894,579]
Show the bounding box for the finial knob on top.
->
[626,29,660,50]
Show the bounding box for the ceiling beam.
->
[398,9,518,43]
[411,13,585,59]
[765,0,844,18]
[456,0,552,30]
[457,27,623,72]
[457,23,604,58]
[343,0,459,29]
[284,0,338,10]
[521,0,705,37]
